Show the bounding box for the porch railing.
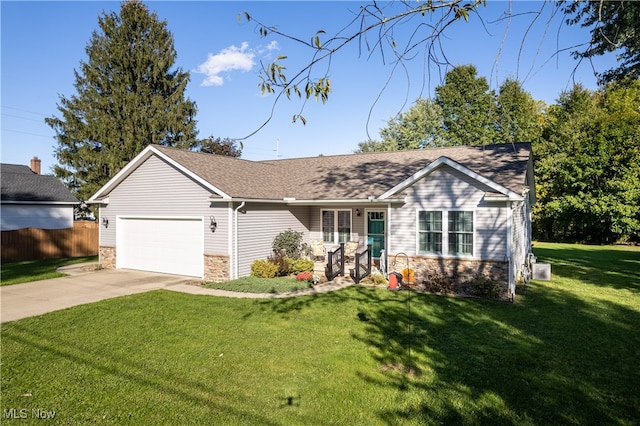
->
[350,244,372,284]
[325,243,345,281]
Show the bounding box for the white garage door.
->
[117,217,203,277]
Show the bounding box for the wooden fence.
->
[1,221,99,263]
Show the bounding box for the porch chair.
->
[310,239,326,261]
[344,241,359,263]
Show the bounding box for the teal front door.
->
[367,211,385,258]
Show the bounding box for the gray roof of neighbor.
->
[152,143,532,200]
[1,164,79,203]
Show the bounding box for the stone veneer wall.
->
[204,254,230,282]
[99,246,116,269]
[394,255,510,297]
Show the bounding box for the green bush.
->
[250,259,279,279]
[288,258,314,275]
[468,276,504,299]
[272,229,309,259]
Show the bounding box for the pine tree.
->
[46,0,198,201]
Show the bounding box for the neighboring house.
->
[1,157,79,231]
[88,143,535,296]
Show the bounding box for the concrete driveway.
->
[1,265,197,323]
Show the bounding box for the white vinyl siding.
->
[236,204,310,277]
[1,204,74,231]
[391,166,508,261]
[99,155,228,257]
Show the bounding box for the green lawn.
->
[1,243,638,425]
[204,275,314,293]
[0,256,98,286]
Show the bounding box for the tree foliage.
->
[534,82,640,243]
[563,0,640,84]
[496,78,544,144]
[356,66,543,152]
[46,0,198,201]
[435,65,496,146]
[196,137,242,158]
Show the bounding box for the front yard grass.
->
[1,243,638,425]
[0,256,98,286]
[203,275,313,293]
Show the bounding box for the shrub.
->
[250,259,278,279]
[272,229,309,259]
[288,258,314,275]
[268,252,291,276]
[423,273,454,294]
[468,276,504,299]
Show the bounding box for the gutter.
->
[212,196,407,205]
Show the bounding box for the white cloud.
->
[197,42,255,87]
[257,40,280,57]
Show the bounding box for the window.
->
[418,211,442,254]
[448,211,473,255]
[322,209,351,244]
[417,210,474,256]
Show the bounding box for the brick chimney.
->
[30,156,41,175]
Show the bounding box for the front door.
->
[366,210,385,258]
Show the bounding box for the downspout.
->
[506,200,514,299]
[234,201,246,279]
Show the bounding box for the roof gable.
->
[379,156,522,200]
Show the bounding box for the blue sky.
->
[1,1,616,174]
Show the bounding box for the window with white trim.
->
[418,211,442,254]
[448,211,473,255]
[417,210,473,256]
[322,209,351,244]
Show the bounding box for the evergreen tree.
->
[46,0,198,201]
[435,65,497,146]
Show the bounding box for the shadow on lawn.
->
[264,282,639,425]
[359,286,639,425]
[534,245,640,292]
[3,310,279,425]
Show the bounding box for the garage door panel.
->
[117,218,203,277]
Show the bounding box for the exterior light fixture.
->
[102,217,109,228]
[210,216,217,233]
[355,208,361,217]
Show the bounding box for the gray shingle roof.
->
[1,164,79,203]
[153,143,532,200]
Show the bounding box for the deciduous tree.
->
[435,65,496,146]
[534,82,640,243]
[196,137,242,158]
[563,0,640,84]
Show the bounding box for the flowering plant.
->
[296,271,314,283]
